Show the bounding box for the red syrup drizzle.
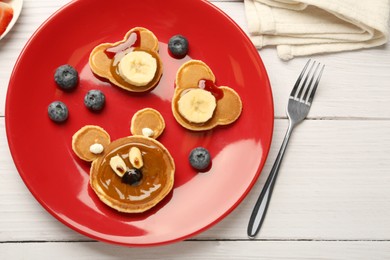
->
[198,79,224,100]
[104,30,141,59]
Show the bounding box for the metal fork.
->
[247,60,325,238]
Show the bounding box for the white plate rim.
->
[0,0,24,40]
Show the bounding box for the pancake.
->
[172,60,242,131]
[89,27,163,92]
[71,109,174,213]
[90,136,175,213]
[71,125,110,162]
[130,108,165,138]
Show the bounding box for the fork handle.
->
[247,124,294,238]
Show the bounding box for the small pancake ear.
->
[72,126,111,162]
[130,108,165,139]
[175,60,215,90]
[213,87,242,125]
[137,28,159,52]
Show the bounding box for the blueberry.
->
[122,169,143,186]
[48,101,68,123]
[189,147,211,171]
[168,35,189,58]
[54,64,78,90]
[84,90,105,111]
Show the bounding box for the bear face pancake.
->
[72,109,174,213]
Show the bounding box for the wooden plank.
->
[1,241,390,259]
[2,118,390,241]
[200,118,390,240]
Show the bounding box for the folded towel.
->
[244,0,390,60]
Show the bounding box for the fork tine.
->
[296,60,316,100]
[307,64,325,105]
[302,62,321,101]
[290,59,311,98]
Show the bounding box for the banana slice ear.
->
[130,108,165,139]
[72,126,111,162]
[172,60,242,131]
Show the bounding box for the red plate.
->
[6,0,273,246]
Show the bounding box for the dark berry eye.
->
[48,101,69,123]
[168,35,189,59]
[122,169,143,186]
[189,147,211,171]
[54,64,78,90]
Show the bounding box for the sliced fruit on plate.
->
[178,88,217,124]
[118,50,158,87]
[0,2,14,36]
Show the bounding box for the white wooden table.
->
[1,0,390,259]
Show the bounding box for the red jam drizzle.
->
[198,79,224,100]
[104,30,141,59]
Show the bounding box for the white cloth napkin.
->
[244,0,390,60]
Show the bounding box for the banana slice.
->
[118,51,157,86]
[178,89,216,123]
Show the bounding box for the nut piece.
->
[109,155,127,177]
[89,143,104,154]
[142,127,154,138]
[129,147,143,169]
